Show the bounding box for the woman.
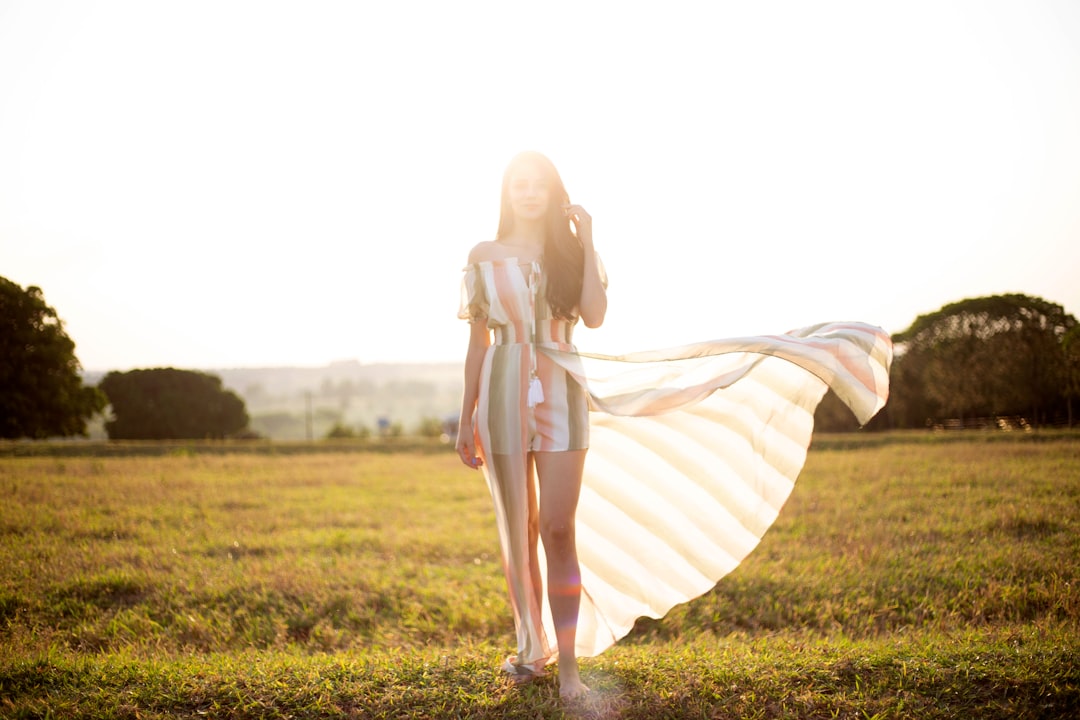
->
[457,151,603,699]
[457,152,893,700]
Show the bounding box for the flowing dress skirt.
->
[473,320,893,666]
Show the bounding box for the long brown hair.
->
[495,151,584,321]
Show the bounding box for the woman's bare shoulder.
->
[467,240,543,265]
[467,240,503,265]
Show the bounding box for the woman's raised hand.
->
[562,204,592,245]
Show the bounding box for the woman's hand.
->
[455,419,483,469]
[563,204,592,246]
[565,203,606,327]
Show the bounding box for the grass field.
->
[1,433,1077,718]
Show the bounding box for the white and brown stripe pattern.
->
[460,262,892,665]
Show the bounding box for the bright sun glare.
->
[1,1,1078,370]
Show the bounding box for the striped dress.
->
[459,257,892,669]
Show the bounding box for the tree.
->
[415,416,444,438]
[891,294,1077,427]
[0,276,105,438]
[99,368,249,439]
[325,422,356,439]
[1063,325,1080,428]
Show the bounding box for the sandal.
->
[501,657,549,684]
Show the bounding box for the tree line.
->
[2,277,248,440]
[3,276,1077,439]
[815,293,1079,431]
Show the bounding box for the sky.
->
[2,0,1078,372]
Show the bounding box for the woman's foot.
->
[559,677,590,701]
[557,664,589,700]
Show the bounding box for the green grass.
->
[1,435,1077,718]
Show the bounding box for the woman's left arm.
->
[565,204,607,328]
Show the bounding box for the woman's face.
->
[507,162,551,224]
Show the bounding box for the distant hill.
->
[84,361,464,440]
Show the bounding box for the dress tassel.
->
[527,376,544,407]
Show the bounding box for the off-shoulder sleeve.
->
[457,264,489,321]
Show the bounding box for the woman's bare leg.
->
[534,449,589,698]
[525,455,543,633]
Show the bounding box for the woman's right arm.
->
[456,317,490,469]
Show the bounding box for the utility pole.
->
[305,391,313,442]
